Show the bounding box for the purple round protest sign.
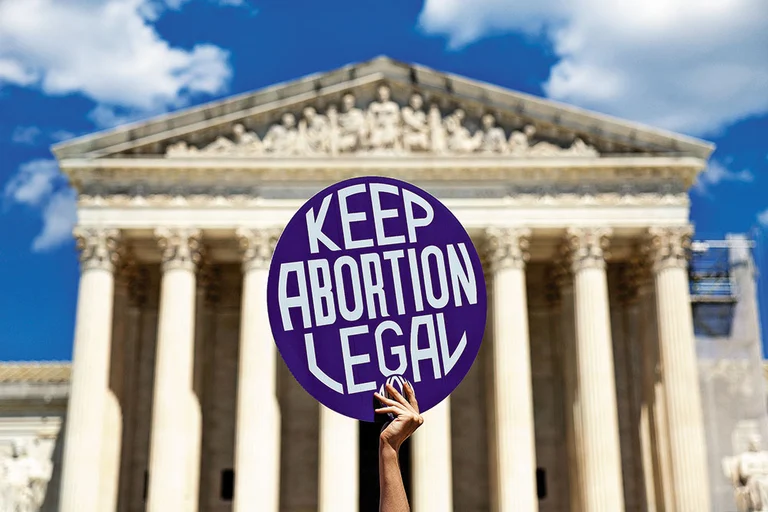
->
[267,176,487,421]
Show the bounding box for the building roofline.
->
[0,362,71,383]
[52,55,715,160]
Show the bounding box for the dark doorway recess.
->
[537,467,547,499]
[359,418,412,511]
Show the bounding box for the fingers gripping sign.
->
[375,381,423,450]
[267,176,487,421]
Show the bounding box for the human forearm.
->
[379,441,409,512]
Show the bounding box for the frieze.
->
[164,85,599,158]
[66,164,698,194]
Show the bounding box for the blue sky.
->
[0,0,766,360]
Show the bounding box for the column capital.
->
[484,227,531,272]
[74,227,121,273]
[645,226,692,272]
[563,227,612,272]
[236,227,281,272]
[155,228,202,272]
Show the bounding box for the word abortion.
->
[278,244,477,330]
[275,183,479,395]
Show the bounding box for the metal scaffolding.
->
[689,238,754,338]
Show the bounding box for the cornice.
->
[62,155,706,189]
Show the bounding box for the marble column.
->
[99,256,134,512]
[565,227,625,511]
[412,398,453,512]
[146,228,203,512]
[647,226,711,511]
[485,227,538,512]
[233,228,282,512]
[318,405,359,512]
[558,275,584,512]
[59,228,120,512]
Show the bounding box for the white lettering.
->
[370,183,405,246]
[334,256,364,321]
[447,243,478,307]
[403,189,434,243]
[338,184,374,250]
[304,333,343,393]
[360,253,389,320]
[436,313,466,375]
[307,259,336,327]
[375,321,407,377]
[410,314,441,382]
[306,194,341,254]
[278,262,312,331]
[340,325,377,394]
[383,250,406,315]
[421,245,449,309]
[407,248,425,312]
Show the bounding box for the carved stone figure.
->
[444,109,480,153]
[479,114,507,153]
[367,85,401,152]
[724,436,768,511]
[508,125,532,155]
[263,112,300,155]
[401,93,430,152]
[565,137,600,157]
[0,439,52,512]
[230,123,262,155]
[159,89,602,158]
[337,94,367,153]
[165,140,198,156]
[428,104,448,154]
[299,107,331,154]
[525,125,566,156]
[199,131,237,154]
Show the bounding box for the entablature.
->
[61,155,705,194]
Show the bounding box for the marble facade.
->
[2,57,724,511]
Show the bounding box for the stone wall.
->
[697,236,768,512]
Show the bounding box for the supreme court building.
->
[6,57,723,511]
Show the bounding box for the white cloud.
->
[419,0,768,135]
[50,130,76,142]
[759,209,768,226]
[693,161,753,195]
[4,159,77,252]
[0,0,232,123]
[32,188,77,252]
[4,159,61,206]
[11,126,42,145]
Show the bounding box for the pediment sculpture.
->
[165,85,599,158]
[0,438,53,512]
[724,435,768,511]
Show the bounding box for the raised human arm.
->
[374,382,423,512]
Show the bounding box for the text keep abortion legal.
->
[275,182,478,395]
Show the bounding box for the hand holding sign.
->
[375,381,423,451]
[267,176,487,421]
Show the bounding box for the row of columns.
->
[59,225,711,512]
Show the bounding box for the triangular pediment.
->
[52,56,713,161]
